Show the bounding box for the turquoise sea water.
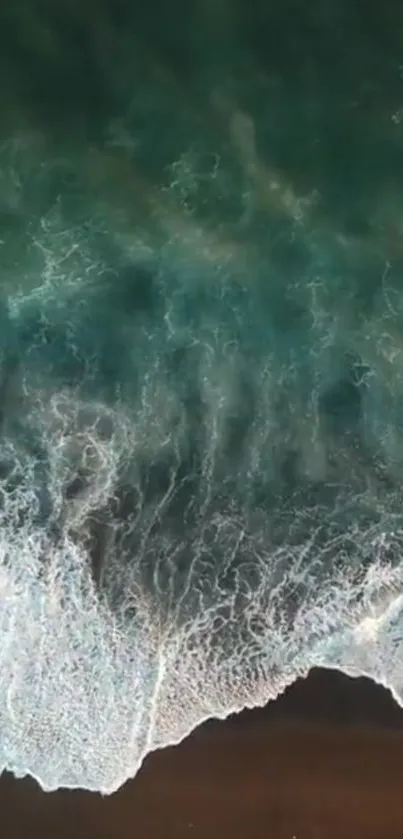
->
[1,0,403,792]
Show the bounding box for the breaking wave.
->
[1,0,403,794]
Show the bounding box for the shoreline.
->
[2,668,403,838]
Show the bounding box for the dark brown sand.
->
[2,668,403,839]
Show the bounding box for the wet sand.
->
[2,668,403,839]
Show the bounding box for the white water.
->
[0,131,403,794]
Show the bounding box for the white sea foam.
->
[0,398,402,794]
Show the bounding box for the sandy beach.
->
[2,668,403,839]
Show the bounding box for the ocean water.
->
[1,0,403,792]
